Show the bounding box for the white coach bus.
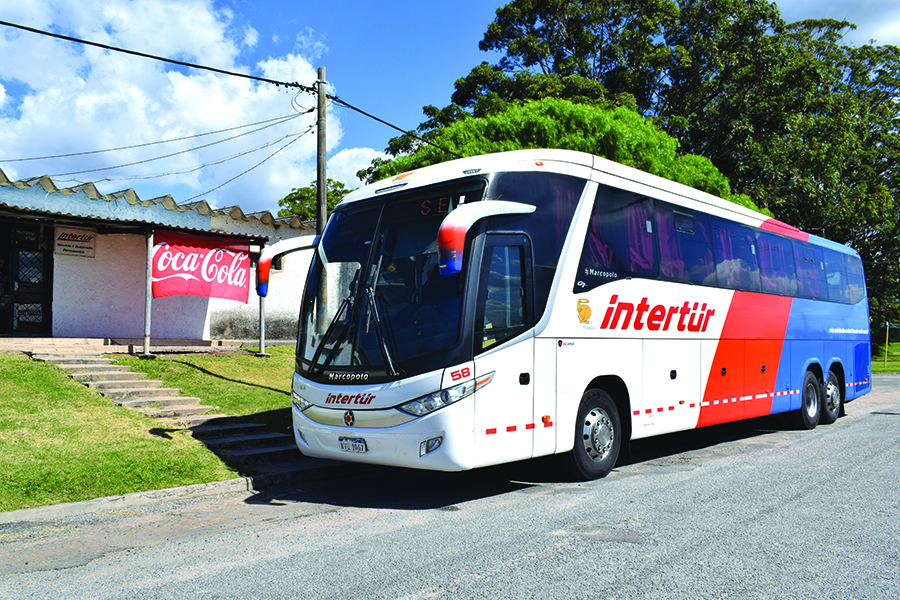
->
[284,149,871,480]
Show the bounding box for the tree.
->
[364,0,900,326]
[360,97,765,214]
[277,179,353,221]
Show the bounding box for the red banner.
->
[151,231,251,303]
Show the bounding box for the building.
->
[0,168,314,342]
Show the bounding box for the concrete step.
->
[196,431,293,450]
[31,347,107,356]
[116,396,205,409]
[218,443,301,466]
[35,353,109,360]
[56,363,129,373]
[85,378,162,390]
[71,371,146,382]
[45,357,116,366]
[99,386,181,400]
[140,405,217,418]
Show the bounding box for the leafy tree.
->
[361,97,765,214]
[277,179,353,221]
[364,0,900,326]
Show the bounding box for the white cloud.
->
[0,0,339,214]
[776,0,900,46]
[243,25,259,49]
[327,147,390,189]
[294,27,328,60]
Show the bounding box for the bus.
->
[285,149,871,480]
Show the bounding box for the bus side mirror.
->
[436,201,536,276]
[256,235,320,297]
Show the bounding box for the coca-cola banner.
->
[152,231,251,303]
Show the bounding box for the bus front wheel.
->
[793,371,822,430]
[561,389,622,481]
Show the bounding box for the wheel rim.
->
[803,379,819,419]
[824,380,840,412]
[581,407,614,462]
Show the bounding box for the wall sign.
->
[55,226,97,258]
[152,231,251,303]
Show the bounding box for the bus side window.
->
[822,248,849,303]
[757,232,798,296]
[574,187,655,292]
[712,219,760,292]
[477,241,532,353]
[624,197,656,276]
[494,171,586,313]
[846,254,866,304]
[656,204,715,286]
[793,241,827,300]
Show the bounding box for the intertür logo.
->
[57,232,95,242]
[596,294,716,332]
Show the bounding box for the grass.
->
[0,353,236,513]
[112,345,296,432]
[0,346,297,513]
[872,342,900,374]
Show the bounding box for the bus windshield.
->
[297,181,485,380]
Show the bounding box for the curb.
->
[0,459,360,525]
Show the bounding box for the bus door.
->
[473,234,535,467]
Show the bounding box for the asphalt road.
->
[2,374,899,600]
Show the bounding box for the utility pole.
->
[316,66,327,235]
[315,66,328,335]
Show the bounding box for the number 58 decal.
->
[443,363,475,388]
[450,367,471,381]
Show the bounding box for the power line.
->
[52,125,315,186]
[0,19,312,93]
[1,19,465,161]
[329,95,464,159]
[47,111,312,177]
[183,128,314,203]
[1,113,304,163]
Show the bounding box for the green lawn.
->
[872,342,900,373]
[112,345,296,432]
[0,346,297,513]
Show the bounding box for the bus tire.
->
[792,371,822,430]
[561,389,622,481]
[820,369,842,425]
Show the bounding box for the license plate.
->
[338,437,367,453]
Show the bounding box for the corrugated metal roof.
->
[0,167,312,240]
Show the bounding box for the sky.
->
[0,0,898,215]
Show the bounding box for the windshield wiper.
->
[308,295,352,375]
[365,285,400,377]
[362,254,401,377]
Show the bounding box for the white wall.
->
[52,232,210,339]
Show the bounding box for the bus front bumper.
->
[291,396,476,471]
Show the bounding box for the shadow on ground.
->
[245,412,793,511]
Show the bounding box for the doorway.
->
[0,222,53,335]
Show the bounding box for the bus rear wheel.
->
[820,369,842,424]
[792,371,822,430]
[561,389,622,481]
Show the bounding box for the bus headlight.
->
[292,390,313,411]
[398,371,494,417]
